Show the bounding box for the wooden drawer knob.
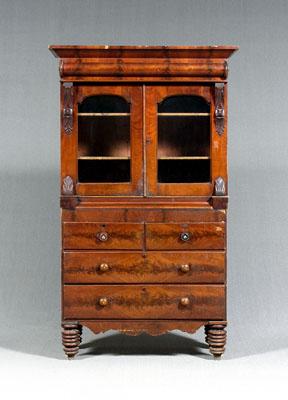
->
[99,263,109,272]
[180,297,190,306]
[97,232,109,242]
[179,264,190,273]
[99,297,109,307]
[180,232,190,242]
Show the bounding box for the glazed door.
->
[61,85,143,196]
[145,85,227,196]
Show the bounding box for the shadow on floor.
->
[1,320,288,361]
[0,324,212,360]
[79,331,209,358]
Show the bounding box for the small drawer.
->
[62,223,144,250]
[146,223,225,250]
[63,284,225,320]
[63,251,225,284]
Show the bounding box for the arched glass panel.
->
[78,95,130,183]
[158,95,210,113]
[79,95,130,113]
[157,95,210,183]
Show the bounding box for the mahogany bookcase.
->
[49,45,238,358]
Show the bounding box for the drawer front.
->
[62,207,226,223]
[63,251,225,283]
[146,223,225,250]
[63,284,225,320]
[62,223,144,250]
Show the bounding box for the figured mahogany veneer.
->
[63,222,144,250]
[63,284,225,320]
[49,45,237,82]
[146,223,225,250]
[62,206,226,223]
[63,251,225,284]
[63,222,225,250]
[50,44,238,359]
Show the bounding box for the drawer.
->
[62,223,144,250]
[63,284,225,320]
[62,207,226,223]
[146,223,225,250]
[63,251,225,283]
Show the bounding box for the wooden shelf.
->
[79,156,209,161]
[78,113,130,117]
[78,156,130,160]
[158,156,210,160]
[78,112,210,117]
[158,113,210,117]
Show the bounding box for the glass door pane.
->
[74,86,143,196]
[78,95,131,183]
[146,85,214,197]
[157,95,210,183]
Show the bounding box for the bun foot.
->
[62,322,82,359]
[205,323,227,358]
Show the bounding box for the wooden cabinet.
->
[49,45,238,358]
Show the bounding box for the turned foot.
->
[62,323,82,359]
[205,323,227,358]
[204,325,209,343]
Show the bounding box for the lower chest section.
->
[62,206,227,321]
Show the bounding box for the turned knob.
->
[180,232,190,242]
[180,264,190,273]
[99,297,108,307]
[97,232,109,242]
[180,297,190,306]
[99,263,109,272]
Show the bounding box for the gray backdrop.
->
[0,0,287,358]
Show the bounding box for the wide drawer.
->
[146,223,225,250]
[63,251,225,283]
[62,223,144,250]
[63,284,225,320]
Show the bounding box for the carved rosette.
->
[215,83,225,135]
[205,323,227,358]
[63,83,73,134]
[62,323,82,359]
[214,177,226,196]
[62,175,74,195]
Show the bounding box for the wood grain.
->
[75,86,143,196]
[63,251,225,284]
[81,319,207,336]
[62,206,226,222]
[49,45,239,59]
[49,45,238,357]
[146,223,225,250]
[63,222,144,250]
[63,284,225,320]
[49,45,238,82]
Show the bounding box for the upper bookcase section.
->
[49,45,238,82]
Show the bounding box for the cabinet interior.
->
[77,92,211,186]
[157,95,210,183]
[78,95,131,183]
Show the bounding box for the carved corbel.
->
[215,83,225,135]
[63,82,73,134]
